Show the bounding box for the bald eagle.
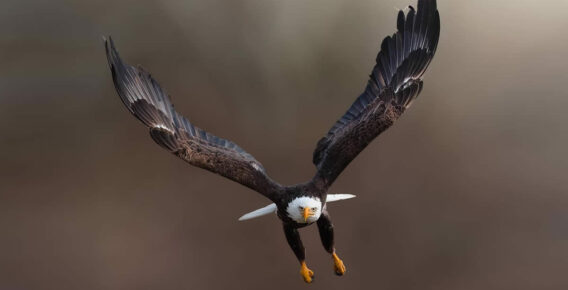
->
[105,0,439,283]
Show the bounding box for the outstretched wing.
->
[312,0,440,189]
[105,37,282,201]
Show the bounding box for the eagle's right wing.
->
[105,38,282,201]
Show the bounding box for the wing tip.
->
[103,35,120,67]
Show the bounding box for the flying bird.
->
[105,0,439,283]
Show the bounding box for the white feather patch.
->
[238,203,277,221]
[286,196,322,224]
[326,194,356,202]
[153,124,175,133]
[251,163,262,172]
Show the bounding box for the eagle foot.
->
[332,252,346,276]
[300,261,315,283]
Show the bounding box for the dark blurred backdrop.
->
[1,0,567,289]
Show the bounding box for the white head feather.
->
[286,196,322,224]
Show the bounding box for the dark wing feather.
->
[312,0,440,189]
[105,38,282,201]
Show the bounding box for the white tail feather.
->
[238,203,277,221]
[326,193,356,202]
[238,194,356,221]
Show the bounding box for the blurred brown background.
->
[1,0,567,289]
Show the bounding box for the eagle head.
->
[286,196,322,224]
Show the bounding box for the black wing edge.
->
[104,37,282,199]
[104,37,252,158]
[311,0,440,186]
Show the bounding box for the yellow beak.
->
[303,207,312,222]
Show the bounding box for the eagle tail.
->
[238,194,356,221]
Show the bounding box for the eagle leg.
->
[317,210,346,276]
[283,224,314,283]
[300,261,314,283]
[332,252,346,276]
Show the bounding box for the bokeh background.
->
[1,0,568,289]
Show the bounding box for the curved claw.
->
[332,252,346,276]
[300,261,315,283]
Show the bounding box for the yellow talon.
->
[300,261,315,283]
[332,252,346,276]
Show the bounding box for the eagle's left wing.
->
[311,0,440,190]
[105,37,282,201]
